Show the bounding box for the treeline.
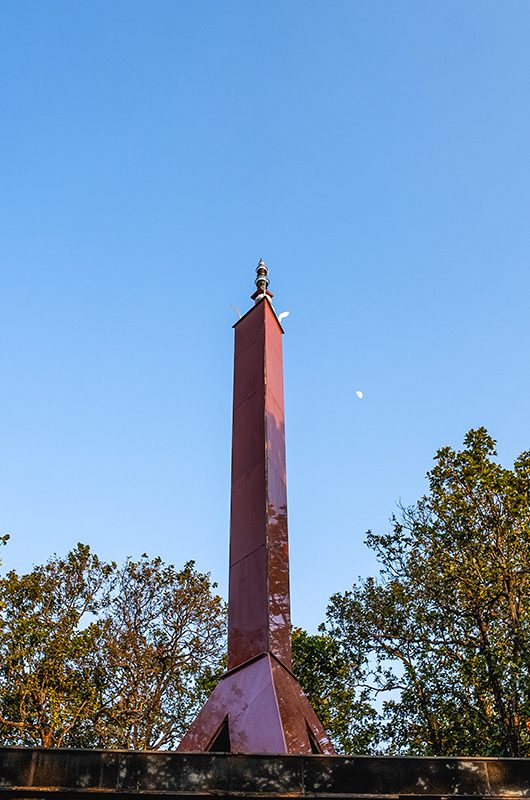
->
[1,428,530,756]
[0,550,225,749]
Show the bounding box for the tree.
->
[326,428,530,756]
[94,556,226,749]
[292,626,379,754]
[0,544,112,746]
[0,546,226,749]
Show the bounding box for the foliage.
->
[0,544,111,747]
[326,428,530,756]
[0,546,226,749]
[292,626,378,754]
[95,556,226,749]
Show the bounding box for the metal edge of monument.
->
[177,260,334,755]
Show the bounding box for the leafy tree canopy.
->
[0,545,226,749]
[292,626,378,754]
[325,428,530,756]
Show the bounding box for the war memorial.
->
[1,263,528,797]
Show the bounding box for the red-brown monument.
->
[178,261,334,754]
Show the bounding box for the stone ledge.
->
[1,748,529,798]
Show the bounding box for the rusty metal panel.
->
[227,546,269,667]
[178,264,333,754]
[227,296,291,672]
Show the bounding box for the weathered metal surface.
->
[177,269,334,754]
[2,747,530,798]
[228,296,291,671]
[177,653,333,754]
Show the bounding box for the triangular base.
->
[177,653,335,754]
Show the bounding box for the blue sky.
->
[1,1,529,632]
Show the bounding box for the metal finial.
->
[255,259,269,291]
[251,259,273,303]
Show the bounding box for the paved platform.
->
[1,747,530,798]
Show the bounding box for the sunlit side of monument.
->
[177,261,334,754]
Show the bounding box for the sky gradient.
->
[1,1,530,631]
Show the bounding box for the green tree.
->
[292,626,379,754]
[0,546,226,749]
[326,428,530,756]
[95,556,226,749]
[0,543,112,746]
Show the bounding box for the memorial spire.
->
[178,261,334,755]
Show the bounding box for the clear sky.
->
[1,1,529,632]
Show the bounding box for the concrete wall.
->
[1,747,530,798]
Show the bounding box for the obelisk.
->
[178,261,334,754]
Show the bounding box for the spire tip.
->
[251,258,273,302]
